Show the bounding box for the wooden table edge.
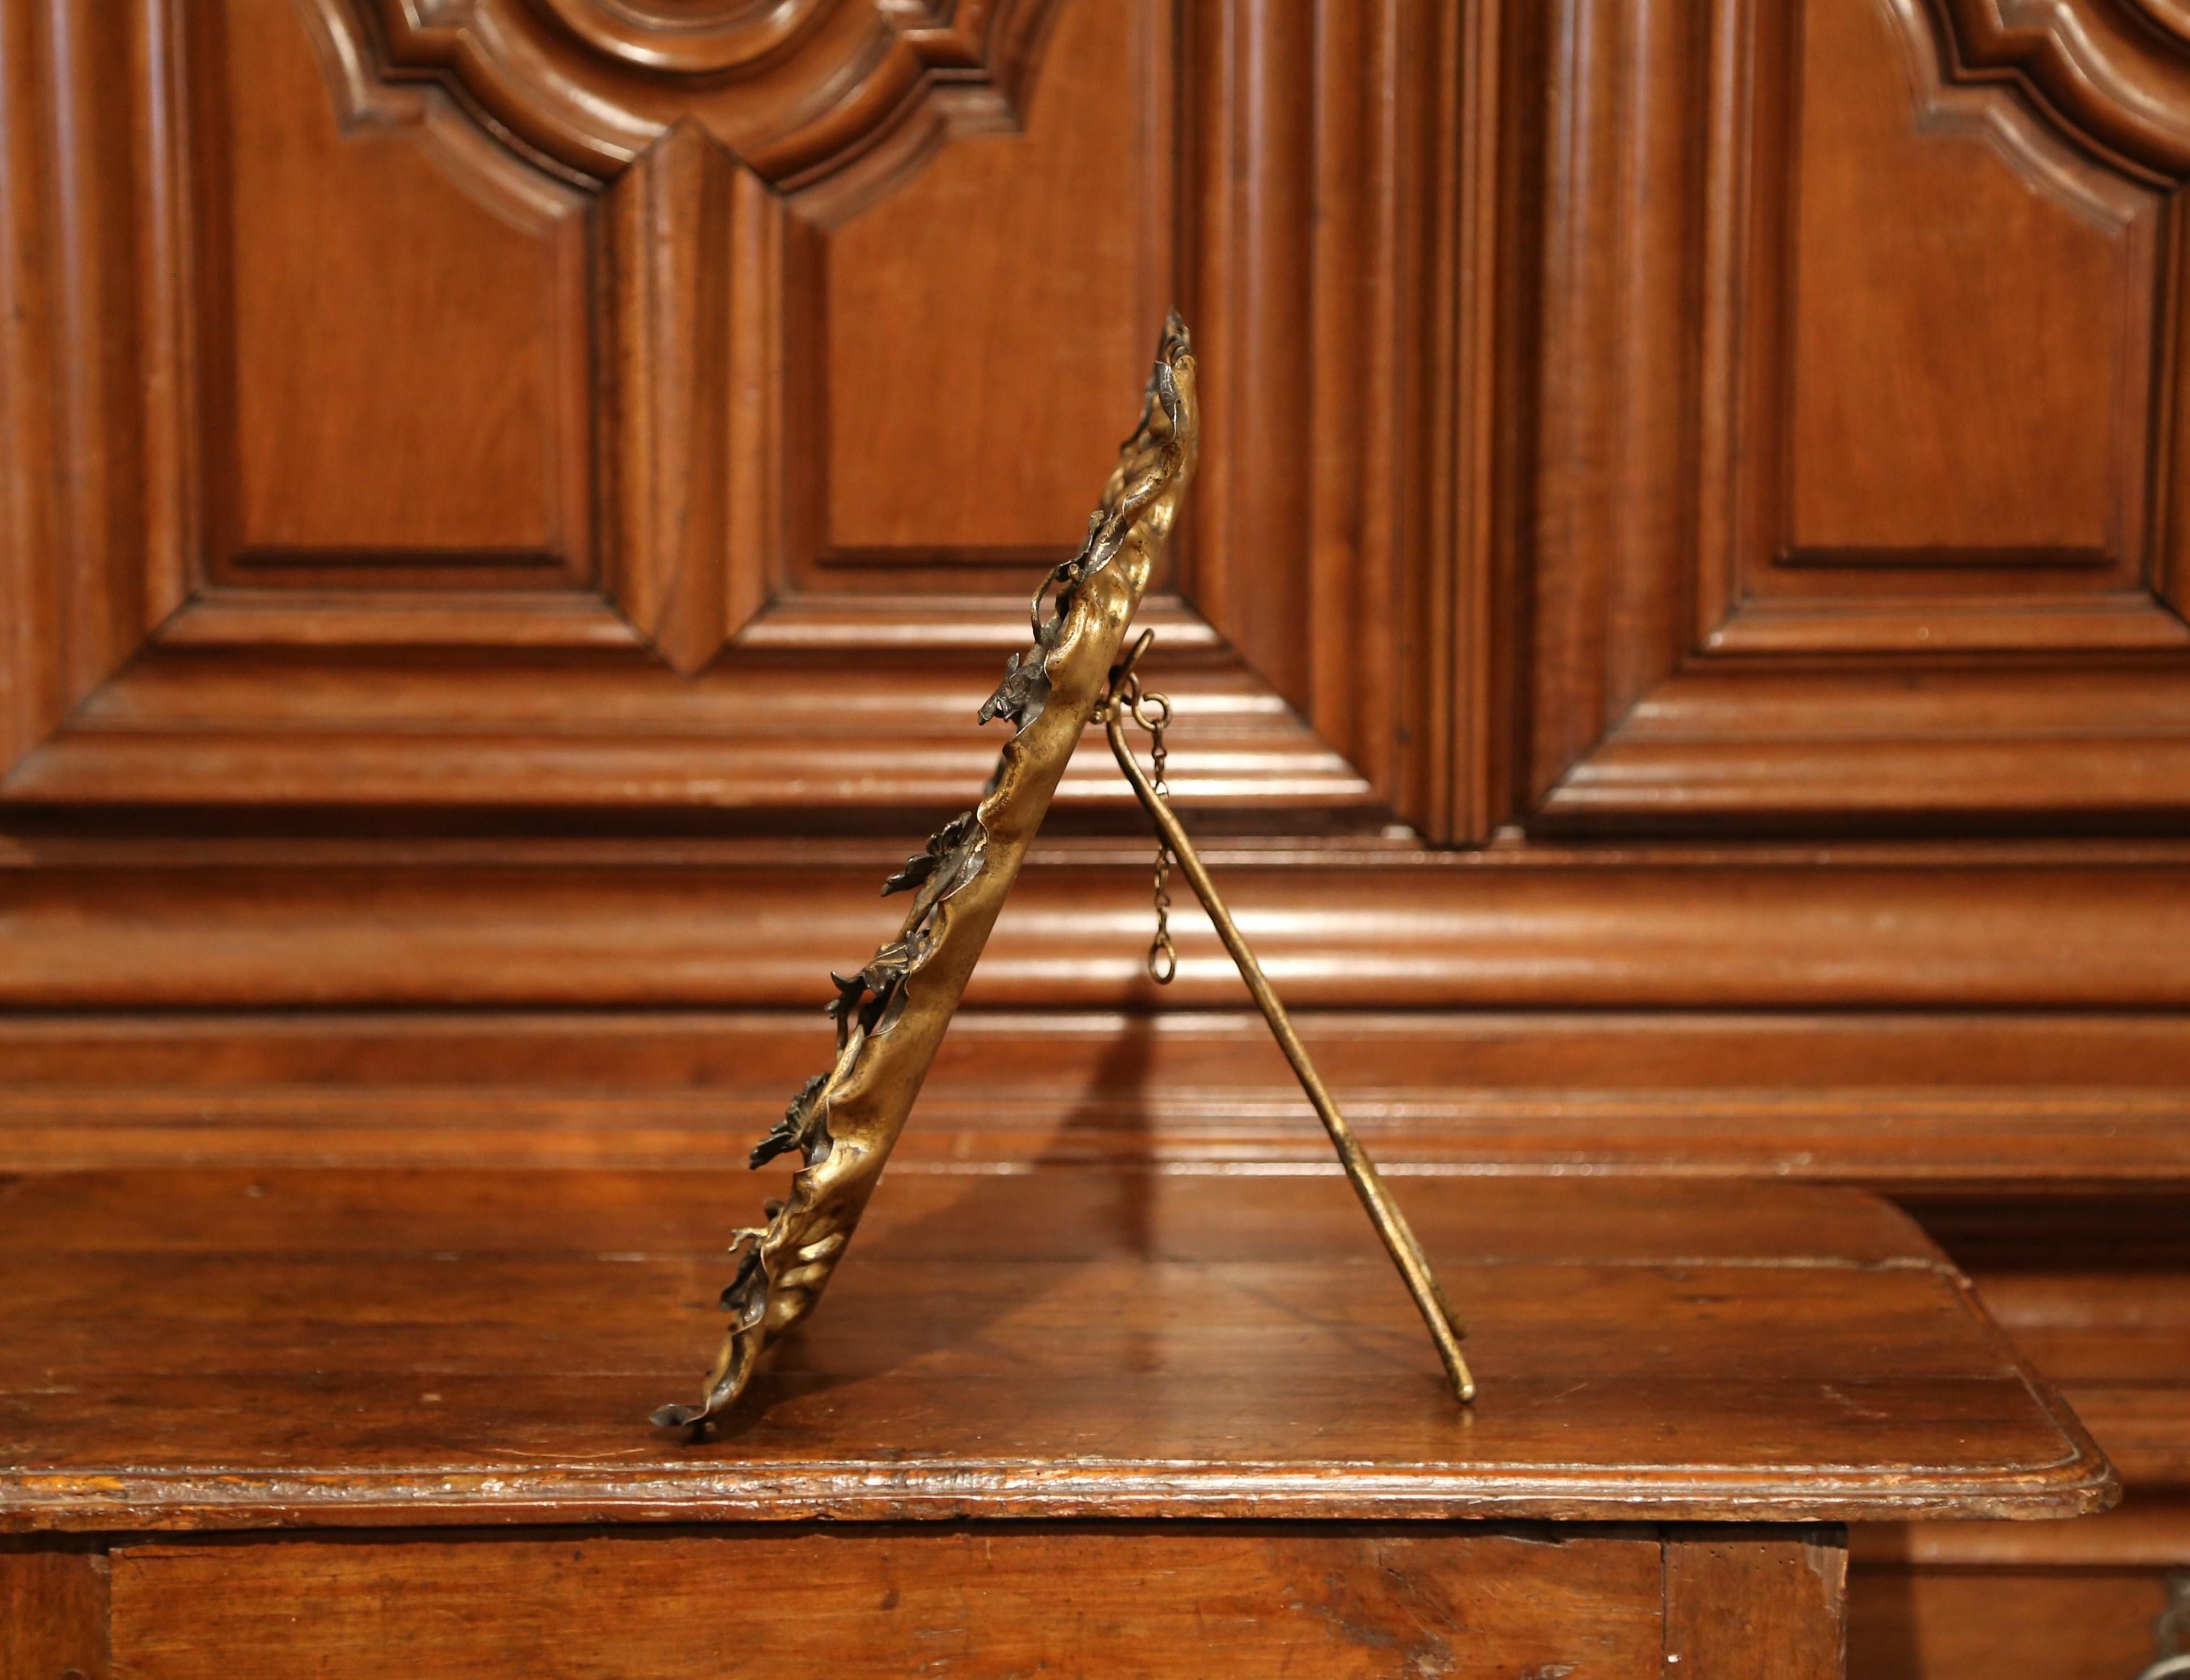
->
[0,1449,2120,1534]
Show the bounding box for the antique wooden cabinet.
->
[1,1,2188,1673]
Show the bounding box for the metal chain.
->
[1145,699,1177,984]
[1102,629,1178,986]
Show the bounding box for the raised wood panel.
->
[1785,0,2154,569]
[9,2,2189,819]
[817,0,1172,572]
[209,0,592,580]
[0,0,1448,822]
[1723,0,2170,626]
[1523,0,2190,828]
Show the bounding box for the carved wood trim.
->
[0,0,154,776]
[7,845,2190,1006]
[1177,0,1492,840]
[1519,0,2190,827]
[1885,0,2164,223]
[0,0,1465,825]
[351,0,1067,207]
[1540,667,2190,823]
[1435,0,1521,844]
[1,1005,2187,1184]
[606,124,750,672]
[1935,0,2190,182]
[0,606,1373,813]
[1524,0,1703,812]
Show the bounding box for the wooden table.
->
[0,1167,2112,1676]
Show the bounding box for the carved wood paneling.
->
[212,0,594,582]
[7,841,2190,1009]
[1938,0,2190,179]
[815,0,1172,576]
[1787,0,2154,572]
[0,0,1464,824]
[1,0,2187,1207]
[7,6,2190,1572]
[1520,0,2190,827]
[2,1003,2189,1184]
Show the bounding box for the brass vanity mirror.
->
[656,316,1474,1430]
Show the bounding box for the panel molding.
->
[604,122,764,673]
[1520,0,2190,828]
[1182,0,1495,840]
[0,1004,2187,1185]
[0,595,1373,811]
[1732,0,2165,590]
[354,0,1068,210]
[1936,0,2190,181]
[6,843,2190,1006]
[0,0,1487,827]
[1543,667,2190,822]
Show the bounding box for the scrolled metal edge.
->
[656,314,1196,1430]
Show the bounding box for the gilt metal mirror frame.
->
[656,315,1474,1430]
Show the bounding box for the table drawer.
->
[109,1525,1663,1679]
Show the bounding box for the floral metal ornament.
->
[654,314,1201,1429]
[657,312,1476,1429]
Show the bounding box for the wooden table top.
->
[0,1166,2112,1531]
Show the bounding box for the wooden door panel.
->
[210,0,593,581]
[1783,0,2150,573]
[0,0,1472,827]
[1524,0,2190,829]
[817,0,1172,575]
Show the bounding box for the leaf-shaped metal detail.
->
[976,649,1051,730]
[880,811,987,905]
[748,1072,831,1171]
[825,938,919,1046]
[656,311,1199,1432]
[718,1231,770,1329]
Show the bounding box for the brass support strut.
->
[1101,630,1477,1404]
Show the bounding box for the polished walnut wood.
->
[4,0,2190,1670]
[4,0,2187,817]
[0,1543,108,1680]
[0,1168,2112,1530]
[1667,1531,1847,1680]
[1848,1565,2183,1680]
[105,1530,1668,1679]
[0,1168,2107,1673]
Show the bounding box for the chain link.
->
[1104,631,1178,987]
[1145,701,1177,984]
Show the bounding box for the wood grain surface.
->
[103,1528,1665,1679]
[1847,1564,2180,1680]
[0,1168,2111,1532]
[1665,1529,1846,1680]
[0,1541,108,1680]
[5,0,2189,1668]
